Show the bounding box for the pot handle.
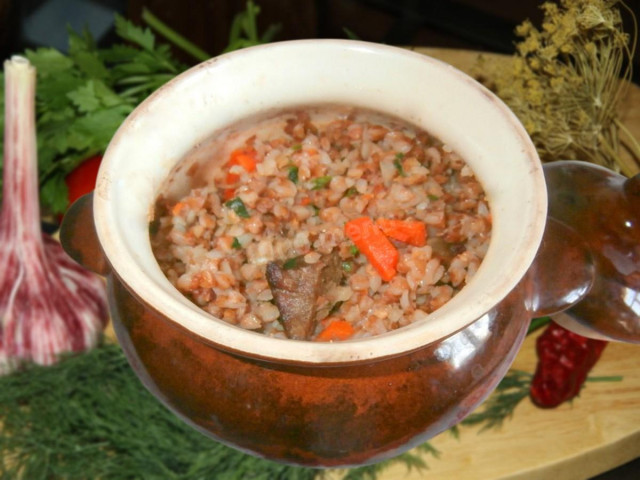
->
[59,192,110,276]
[526,161,640,343]
[525,216,595,318]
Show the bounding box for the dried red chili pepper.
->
[530,321,608,408]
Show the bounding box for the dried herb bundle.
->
[476,0,640,176]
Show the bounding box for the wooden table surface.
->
[352,47,640,480]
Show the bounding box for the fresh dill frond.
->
[0,341,441,479]
[460,370,533,432]
[0,339,625,477]
[0,342,317,480]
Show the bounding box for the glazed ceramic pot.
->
[59,40,633,467]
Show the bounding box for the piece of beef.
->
[266,251,342,340]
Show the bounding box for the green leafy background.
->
[0,16,185,214]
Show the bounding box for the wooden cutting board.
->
[358,47,640,480]
[358,335,640,480]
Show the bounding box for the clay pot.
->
[59,40,615,467]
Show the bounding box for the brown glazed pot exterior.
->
[59,42,640,467]
[109,272,529,467]
[59,41,551,468]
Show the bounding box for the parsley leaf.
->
[288,165,299,183]
[25,48,74,76]
[39,173,69,215]
[115,15,156,52]
[283,256,302,270]
[343,186,358,197]
[311,175,332,190]
[393,157,406,176]
[0,2,280,215]
[225,197,251,218]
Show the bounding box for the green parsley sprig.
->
[225,197,251,218]
[0,1,274,214]
[0,17,183,214]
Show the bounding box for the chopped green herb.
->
[393,158,406,176]
[224,197,250,218]
[395,152,405,159]
[311,176,332,190]
[231,237,242,249]
[291,143,302,151]
[343,186,358,197]
[349,245,360,256]
[288,165,299,183]
[428,194,440,201]
[283,256,302,270]
[311,204,320,216]
[341,261,353,273]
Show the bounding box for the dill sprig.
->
[0,342,317,480]
[460,370,533,432]
[0,338,623,477]
[475,0,640,176]
[0,341,439,479]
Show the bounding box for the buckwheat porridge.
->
[150,105,491,341]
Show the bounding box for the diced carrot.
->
[372,184,385,195]
[221,148,260,198]
[300,196,311,206]
[375,218,427,246]
[316,319,355,342]
[345,217,398,281]
[171,201,187,216]
[222,188,236,201]
[216,235,235,251]
[225,172,240,184]
[224,148,259,185]
[229,148,258,172]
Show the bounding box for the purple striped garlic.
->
[0,56,108,374]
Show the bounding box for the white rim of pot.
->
[94,39,547,364]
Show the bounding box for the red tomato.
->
[65,155,102,206]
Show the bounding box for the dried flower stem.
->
[475,0,639,177]
[616,117,640,161]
